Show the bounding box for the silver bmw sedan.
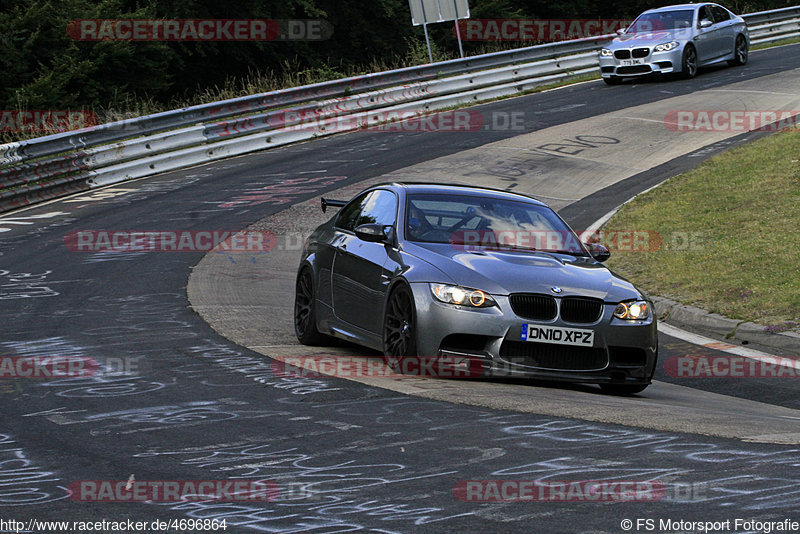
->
[599,3,749,84]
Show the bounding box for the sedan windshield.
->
[405,193,587,255]
[627,10,694,32]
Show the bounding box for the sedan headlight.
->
[430,283,496,308]
[600,48,613,57]
[613,300,651,320]
[654,41,680,52]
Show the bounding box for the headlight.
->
[654,41,680,52]
[430,283,496,308]
[600,48,613,57]
[613,300,651,320]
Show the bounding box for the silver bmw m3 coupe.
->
[599,3,749,84]
[294,183,657,394]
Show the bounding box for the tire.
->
[382,284,417,372]
[681,45,698,79]
[603,76,623,85]
[728,34,748,66]
[294,267,328,345]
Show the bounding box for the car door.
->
[694,5,722,62]
[331,189,399,334]
[710,5,737,58]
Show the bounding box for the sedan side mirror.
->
[585,242,611,262]
[700,19,713,28]
[355,224,391,243]
[616,28,626,35]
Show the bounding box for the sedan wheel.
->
[681,45,698,79]
[383,284,417,371]
[294,268,327,345]
[728,35,748,66]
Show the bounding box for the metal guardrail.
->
[749,17,800,44]
[0,37,608,169]
[1,6,799,213]
[740,5,800,26]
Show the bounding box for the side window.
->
[335,192,371,232]
[335,190,397,232]
[698,6,714,25]
[712,6,730,22]
[356,190,398,228]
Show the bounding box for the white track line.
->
[659,322,800,370]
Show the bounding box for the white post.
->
[453,0,464,57]
[422,22,434,63]
[419,0,434,63]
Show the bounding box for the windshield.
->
[626,9,694,33]
[405,193,587,255]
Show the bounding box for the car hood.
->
[610,29,690,47]
[406,242,643,302]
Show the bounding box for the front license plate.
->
[521,324,594,346]
[621,58,645,66]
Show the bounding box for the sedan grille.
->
[614,49,631,59]
[509,294,557,321]
[560,297,603,323]
[500,341,608,371]
[632,47,650,58]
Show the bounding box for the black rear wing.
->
[321,197,347,213]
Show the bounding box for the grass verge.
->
[604,128,800,330]
[752,36,800,50]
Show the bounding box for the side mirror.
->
[700,19,713,28]
[585,242,610,262]
[616,28,626,35]
[355,224,391,243]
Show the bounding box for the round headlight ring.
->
[469,290,486,307]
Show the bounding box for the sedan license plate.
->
[521,324,594,346]
[621,58,644,66]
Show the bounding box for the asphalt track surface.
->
[2,45,800,532]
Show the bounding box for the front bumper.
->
[599,46,685,78]
[409,282,658,386]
